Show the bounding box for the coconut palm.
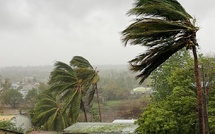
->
[121,0,203,133]
[70,56,102,122]
[48,61,88,123]
[48,56,101,123]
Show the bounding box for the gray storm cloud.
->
[0,0,214,67]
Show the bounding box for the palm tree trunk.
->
[95,83,102,122]
[81,99,88,122]
[192,46,204,134]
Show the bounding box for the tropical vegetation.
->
[121,0,204,133]
[30,56,100,131]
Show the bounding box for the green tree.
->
[136,86,198,134]
[121,0,203,132]
[136,102,178,134]
[31,57,97,131]
[0,121,23,133]
[151,50,192,101]
[25,88,38,106]
[166,86,198,133]
[48,61,86,123]
[0,89,23,108]
[0,79,11,90]
[208,87,215,133]
[48,56,100,124]
[70,56,102,122]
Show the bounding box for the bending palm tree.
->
[70,56,102,122]
[49,56,101,123]
[48,61,85,123]
[122,0,203,133]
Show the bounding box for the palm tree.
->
[48,61,88,123]
[121,0,203,133]
[70,56,102,122]
[31,92,69,131]
[49,56,101,123]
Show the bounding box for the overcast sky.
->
[0,0,214,67]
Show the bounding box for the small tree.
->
[0,89,23,108]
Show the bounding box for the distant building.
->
[132,87,153,94]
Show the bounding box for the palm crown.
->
[122,0,198,83]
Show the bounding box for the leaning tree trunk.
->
[192,45,204,134]
[94,83,102,122]
[81,99,88,122]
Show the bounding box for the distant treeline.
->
[0,64,131,82]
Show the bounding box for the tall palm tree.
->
[49,61,88,123]
[70,56,102,122]
[121,0,203,133]
[49,56,101,123]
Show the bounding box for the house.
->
[63,120,138,134]
[0,115,31,131]
[132,87,153,94]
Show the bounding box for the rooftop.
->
[63,122,138,134]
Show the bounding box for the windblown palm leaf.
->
[122,0,198,83]
[49,61,78,85]
[129,0,191,20]
[32,93,69,131]
[70,56,93,68]
[70,56,100,105]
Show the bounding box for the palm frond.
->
[49,83,77,95]
[70,56,93,69]
[130,39,187,83]
[122,18,189,46]
[121,0,198,83]
[49,69,77,85]
[61,89,78,113]
[86,85,96,105]
[130,0,191,20]
[68,90,82,123]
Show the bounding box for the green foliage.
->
[100,80,130,101]
[136,86,198,134]
[31,92,69,131]
[136,53,215,133]
[0,89,23,108]
[122,0,198,84]
[136,102,177,134]
[0,79,12,90]
[151,50,193,101]
[0,121,23,133]
[166,86,198,133]
[208,84,215,133]
[25,88,38,104]
[89,107,100,122]
[31,56,101,131]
